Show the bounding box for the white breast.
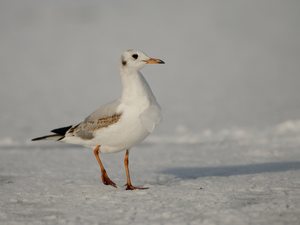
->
[88,69,161,153]
[91,106,154,153]
[139,104,162,133]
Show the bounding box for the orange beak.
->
[144,58,165,64]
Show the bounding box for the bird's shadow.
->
[160,161,300,179]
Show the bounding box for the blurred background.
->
[0,0,299,143]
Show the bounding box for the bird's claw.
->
[125,183,149,190]
[101,174,117,188]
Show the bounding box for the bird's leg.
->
[93,145,117,188]
[124,149,148,190]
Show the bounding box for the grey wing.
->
[67,99,122,140]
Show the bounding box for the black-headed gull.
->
[32,49,165,190]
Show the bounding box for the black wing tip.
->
[31,134,64,142]
[51,125,72,135]
[32,125,72,141]
[31,137,42,141]
[31,135,51,141]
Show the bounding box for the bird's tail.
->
[32,125,72,142]
[32,134,64,141]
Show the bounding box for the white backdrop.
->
[0,0,299,141]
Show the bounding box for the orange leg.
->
[93,145,117,188]
[124,149,148,190]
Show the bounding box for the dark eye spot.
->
[132,54,138,60]
[122,60,127,66]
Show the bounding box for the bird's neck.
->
[120,68,156,105]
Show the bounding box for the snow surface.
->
[1,123,300,225]
[1,1,300,224]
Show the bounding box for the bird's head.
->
[120,49,165,71]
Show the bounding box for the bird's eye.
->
[132,54,138,60]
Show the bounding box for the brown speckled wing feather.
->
[67,100,122,140]
[69,114,122,140]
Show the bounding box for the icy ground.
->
[1,121,300,225]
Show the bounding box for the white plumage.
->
[32,49,165,190]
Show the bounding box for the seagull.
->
[32,49,165,190]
